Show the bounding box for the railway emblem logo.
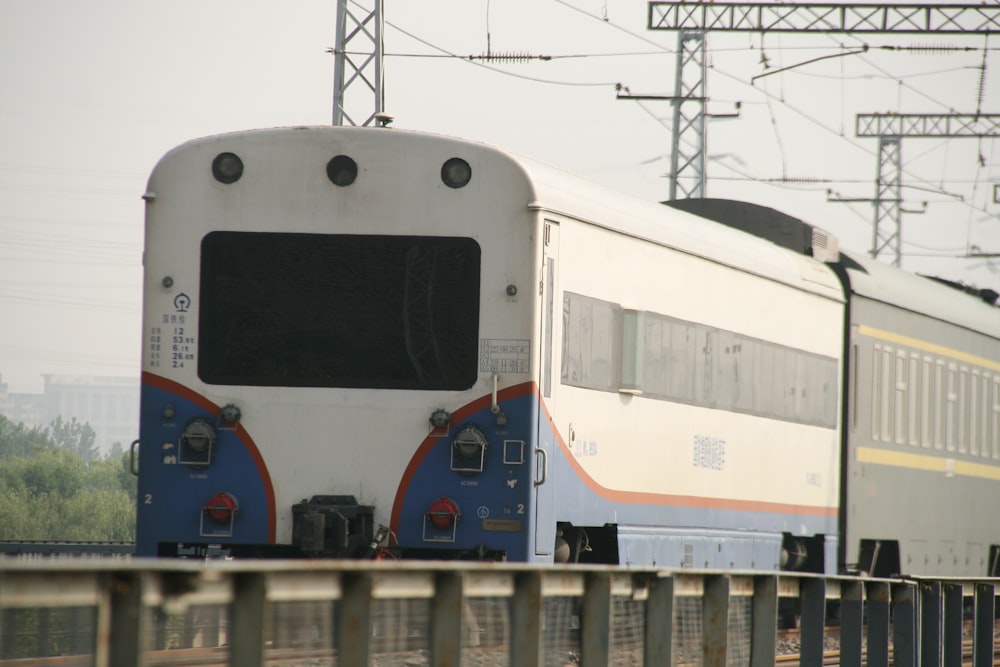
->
[174,293,191,312]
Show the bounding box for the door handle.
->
[534,447,548,487]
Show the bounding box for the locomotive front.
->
[135,127,544,560]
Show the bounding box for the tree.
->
[0,416,136,542]
[0,415,53,460]
[48,416,98,463]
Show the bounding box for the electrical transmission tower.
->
[669,32,708,200]
[331,0,384,127]
[851,114,1000,266]
[647,2,999,262]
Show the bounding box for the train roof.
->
[659,196,1000,341]
[506,148,845,304]
[152,126,845,303]
[838,250,1000,339]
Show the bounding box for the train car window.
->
[562,292,619,392]
[620,309,643,393]
[908,354,920,447]
[871,347,881,442]
[934,361,946,450]
[671,321,697,401]
[981,374,990,458]
[850,344,858,433]
[894,349,907,446]
[198,232,480,390]
[921,357,933,448]
[694,328,716,406]
[564,292,837,428]
[880,348,893,443]
[542,253,556,398]
[990,375,1000,459]
[946,364,958,452]
[715,330,738,409]
[958,368,969,454]
[733,338,755,414]
[970,369,980,456]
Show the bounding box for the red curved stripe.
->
[141,372,277,542]
[388,381,538,543]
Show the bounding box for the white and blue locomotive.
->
[135,126,1000,576]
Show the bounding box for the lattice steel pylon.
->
[649,2,999,260]
[331,0,384,127]
[857,114,1000,265]
[872,137,902,265]
[669,31,708,200]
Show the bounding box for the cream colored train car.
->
[137,126,851,570]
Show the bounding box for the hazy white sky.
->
[1,1,998,394]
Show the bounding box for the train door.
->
[534,220,559,557]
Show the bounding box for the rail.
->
[0,560,997,666]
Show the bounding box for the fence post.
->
[644,574,674,665]
[840,579,864,667]
[867,581,890,667]
[799,577,826,667]
[101,570,146,667]
[920,580,942,667]
[230,572,266,667]
[581,572,611,667]
[973,582,995,667]
[337,572,374,667]
[703,574,730,667]
[510,571,543,667]
[892,582,917,667]
[750,575,776,667]
[943,583,963,667]
[431,571,464,667]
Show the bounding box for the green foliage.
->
[0,415,52,459]
[49,416,99,463]
[0,414,136,541]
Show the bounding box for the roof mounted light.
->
[212,152,243,184]
[441,157,471,189]
[327,155,358,186]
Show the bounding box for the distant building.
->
[0,373,140,454]
[0,377,45,428]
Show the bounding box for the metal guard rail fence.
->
[1,560,997,667]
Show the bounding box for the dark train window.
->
[198,232,481,390]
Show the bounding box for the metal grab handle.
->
[491,373,500,414]
[534,447,548,487]
[129,439,140,476]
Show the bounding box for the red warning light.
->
[204,492,239,523]
[426,497,459,530]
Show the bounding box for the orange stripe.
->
[541,397,839,518]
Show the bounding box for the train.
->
[134,125,1000,576]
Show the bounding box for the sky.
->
[1,0,998,394]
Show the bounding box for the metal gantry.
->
[648,3,1000,34]
[856,114,1000,265]
[648,2,997,265]
[331,0,384,127]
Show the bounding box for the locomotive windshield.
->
[198,232,481,390]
